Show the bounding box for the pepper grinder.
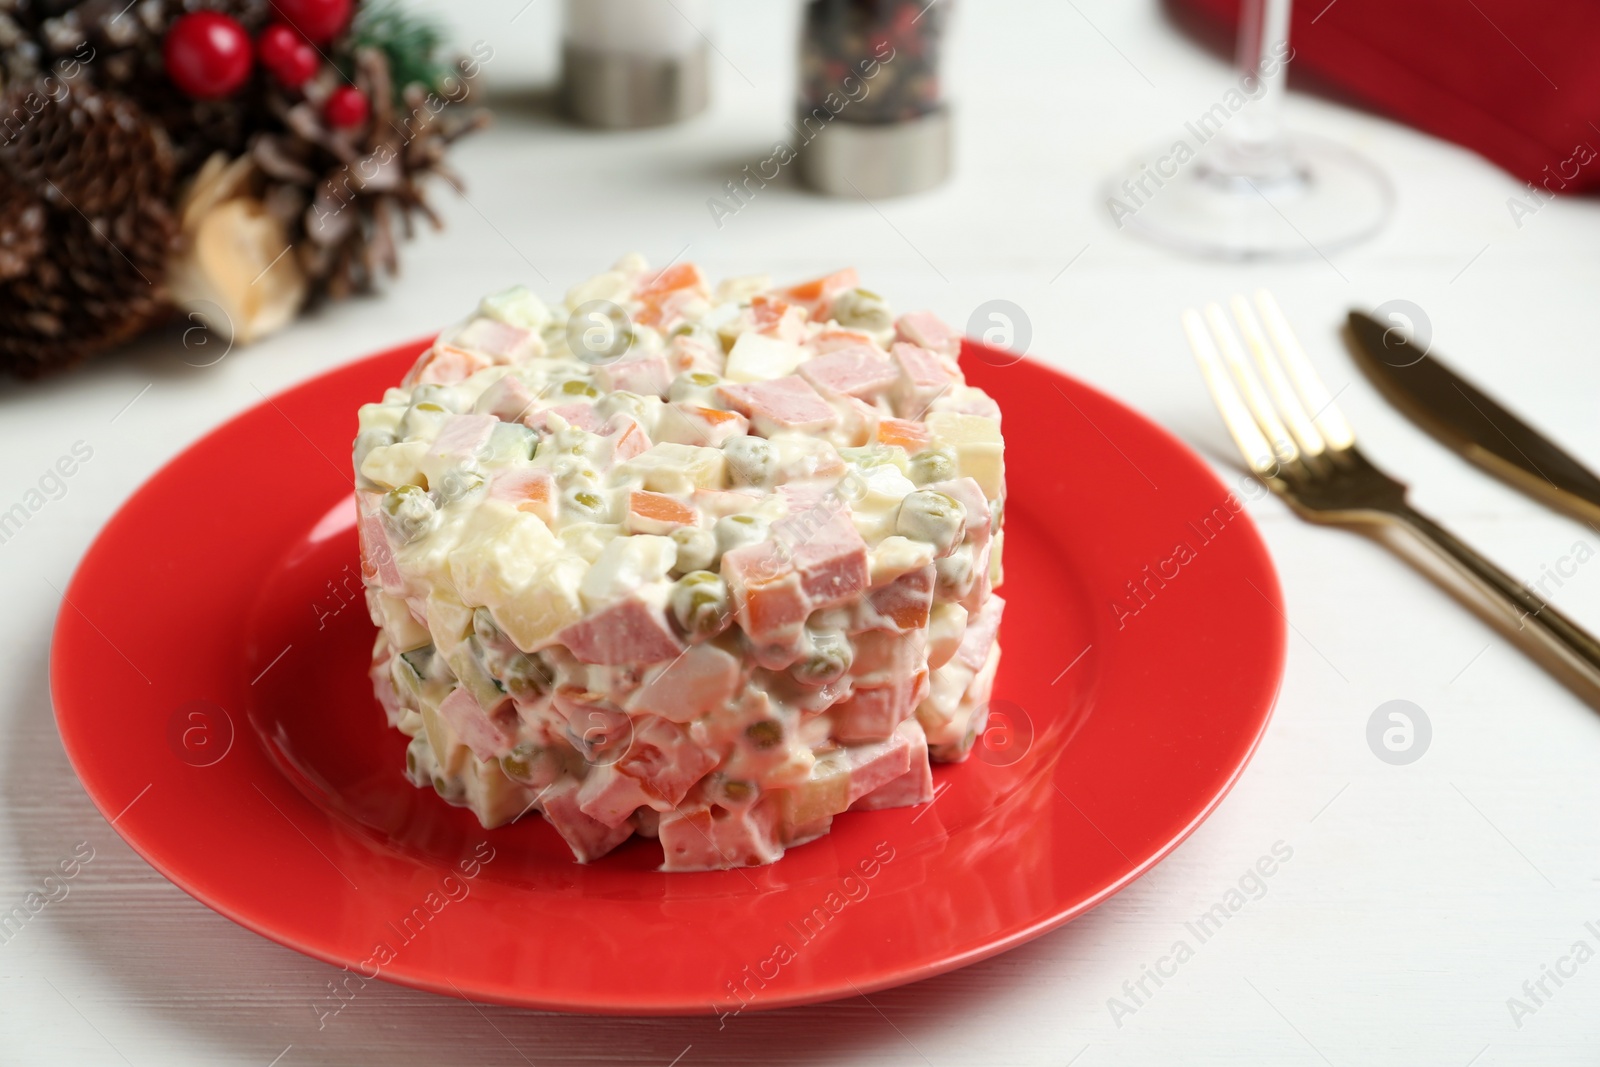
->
[796,0,952,198]
[561,0,711,129]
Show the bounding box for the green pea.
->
[560,379,598,397]
[723,435,774,488]
[830,287,893,332]
[670,527,717,574]
[908,447,957,486]
[431,468,485,506]
[896,490,966,555]
[500,743,546,783]
[745,720,783,750]
[792,630,853,686]
[501,654,551,702]
[670,571,731,637]
[380,484,437,543]
[713,513,767,558]
[353,428,395,474]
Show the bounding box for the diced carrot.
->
[876,417,930,453]
[627,489,698,533]
[608,418,652,463]
[742,295,808,343]
[691,406,742,426]
[783,268,858,311]
[635,263,709,328]
[412,344,490,386]
[636,261,705,299]
[813,327,877,353]
[490,468,555,523]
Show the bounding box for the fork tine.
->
[1254,290,1356,451]
[1183,308,1277,474]
[1203,302,1298,466]
[1230,294,1326,457]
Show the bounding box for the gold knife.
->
[1347,311,1600,527]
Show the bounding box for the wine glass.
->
[1108,0,1392,259]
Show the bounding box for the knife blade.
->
[1347,310,1600,526]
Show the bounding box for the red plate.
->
[51,339,1284,1015]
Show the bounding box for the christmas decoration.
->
[258,23,318,88]
[274,0,352,46]
[323,83,368,128]
[0,0,488,380]
[163,12,253,98]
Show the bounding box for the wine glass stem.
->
[1230,0,1291,151]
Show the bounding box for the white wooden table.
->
[4,2,1599,1063]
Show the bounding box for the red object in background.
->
[257,23,320,88]
[163,12,253,98]
[1174,0,1600,194]
[51,337,1284,1013]
[274,0,352,45]
[324,84,370,128]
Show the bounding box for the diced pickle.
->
[559,378,599,397]
[485,421,538,463]
[410,384,460,411]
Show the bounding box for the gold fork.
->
[1187,291,1600,694]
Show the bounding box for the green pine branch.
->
[350,1,453,100]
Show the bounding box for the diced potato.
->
[724,332,805,382]
[480,285,553,331]
[490,556,587,652]
[371,591,430,651]
[579,534,677,610]
[618,443,727,495]
[447,501,561,608]
[566,269,631,309]
[926,411,1005,500]
[360,440,430,490]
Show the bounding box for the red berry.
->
[164,12,253,99]
[274,0,352,45]
[262,29,320,89]
[324,85,370,129]
[257,23,302,72]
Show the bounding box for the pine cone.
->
[0,81,177,378]
[2,85,174,213]
[0,168,47,280]
[14,0,276,174]
[250,46,487,301]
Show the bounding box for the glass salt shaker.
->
[561,0,710,128]
[795,0,952,198]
